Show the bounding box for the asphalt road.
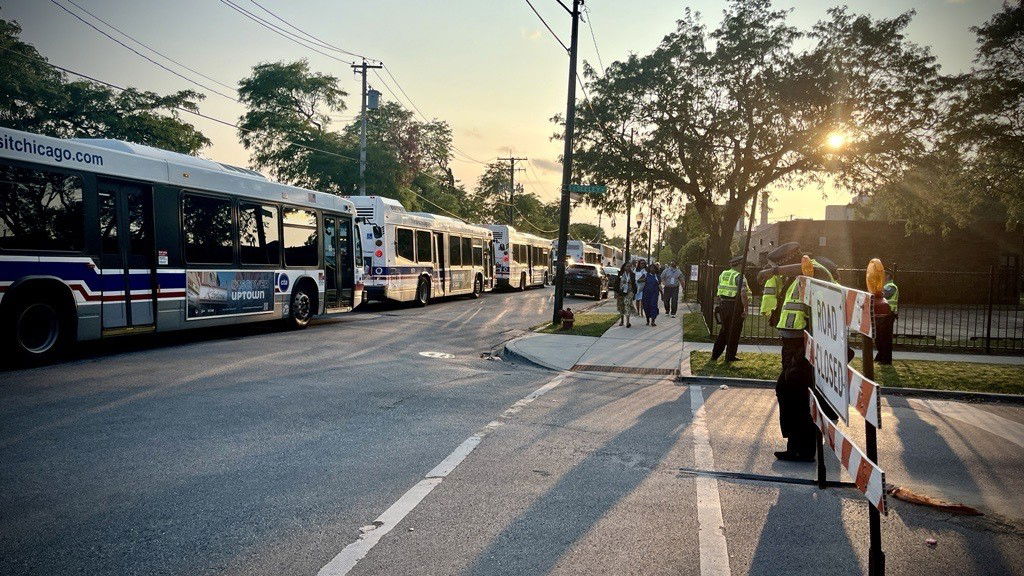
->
[0,287,595,576]
[3,287,1023,576]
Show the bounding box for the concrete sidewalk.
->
[505,302,685,376]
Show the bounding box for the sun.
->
[825,131,847,150]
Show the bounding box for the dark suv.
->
[564,263,609,300]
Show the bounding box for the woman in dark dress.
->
[641,264,662,326]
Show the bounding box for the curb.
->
[500,337,571,372]
[675,374,1024,404]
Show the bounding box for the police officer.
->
[875,271,899,364]
[711,255,751,362]
[758,243,835,462]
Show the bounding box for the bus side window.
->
[0,163,84,252]
[472,240,483,267]
[238,203,280,266]
[182,193,233,264]
[462,237,472,266]
[449,235,462,266]
[282,207,317,267]
[415,230,431,263]
[395,227,415,263]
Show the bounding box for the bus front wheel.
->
[7,291,72,365]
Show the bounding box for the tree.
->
[0,18,209,153]
[566,0,942,262]
[468,162,560,234]
[237,60,353,192]
[657,245,675,265]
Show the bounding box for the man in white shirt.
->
[661,261,683,317]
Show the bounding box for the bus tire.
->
[519,272,527,291]
[6,288,74,365]
[543,272,549,285]
[286,282,316,329]
[415,278,430,307]
[471,275,482,299]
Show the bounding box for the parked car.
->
[604,266,621,292]
[565,264,609,300]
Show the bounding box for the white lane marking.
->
[690,385,732,576]
[912,398,1024,449]
[316,372,569,576]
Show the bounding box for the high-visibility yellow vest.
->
[717,269,750,298]
[776,260,835,331]
[884,281,899,313]
[761,275,782,316]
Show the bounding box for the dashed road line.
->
[690,385,732,576]
[315,372,569,576]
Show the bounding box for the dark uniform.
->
[763,244,836,461]
[711,255,751,362]
[875,277,899,364]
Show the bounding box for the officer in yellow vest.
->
[711,255,751,362]
[875,271,899,364]
[759,242,799,325]
[758,244,835,462]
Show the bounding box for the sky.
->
[1,0,1005,235]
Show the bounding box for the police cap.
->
[766,242,801,265]
[816,256,839,280]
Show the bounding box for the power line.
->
[523,0,568,52]
[377,66,490,166]
[47,0,239,102]
[218,0,355,66]
[61,0,237,93]
[245,0,373,61]
[583,5,605,73]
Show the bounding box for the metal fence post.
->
[985,265,995,355]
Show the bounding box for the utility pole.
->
[499,155,527,226]
[352,59,383,195]
[552,0,582,324]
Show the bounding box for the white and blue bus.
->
[0,127,362,363]
[553,239,601,265]
[350,195,493,305]
[485,225,550,290]
[589,242,624,267]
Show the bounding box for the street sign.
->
[689,265,699,282]
[807,277,850,423]
[567,184,606,194]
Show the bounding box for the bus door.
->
[433,232,446,296]
[323,215,351,310]
[97,180,155,331]
[338,218,354,305]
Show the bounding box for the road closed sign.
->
[808,278,850,423]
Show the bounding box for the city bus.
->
[350,195,493,305]
[485,225,551,290]
[553,239,601,265]
[589,242,624,267]
[0,127,362,364]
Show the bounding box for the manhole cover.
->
[419,351,455,359]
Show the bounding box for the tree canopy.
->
[567,0,942,262]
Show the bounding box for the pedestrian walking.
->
[757,242,837,462]
[711,255,751,362]
[616,261,635,328]
[634,260,647,316]
[641,263,662,326]
[875,271,899,364]
[661,261,682,317]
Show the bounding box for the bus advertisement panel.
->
[186,270,275,319]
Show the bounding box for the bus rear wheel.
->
[287,284,315,329]
[471,275,482,299]
[519,272,527,291]
[7,292,72,365]
[415,278,430,307]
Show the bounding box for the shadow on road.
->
[468,387,690,576]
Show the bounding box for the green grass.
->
[683,311,778,342]
[536,313,620,337]
[690,351,1024,395]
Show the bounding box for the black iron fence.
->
[691,263,1024,355]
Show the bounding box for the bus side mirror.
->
[372,225,384,239]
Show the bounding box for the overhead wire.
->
[60,0,237,93]
[47,0,239,102]
[218,0,356,66]
[245,0,373,61]
[523,0,568,52]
